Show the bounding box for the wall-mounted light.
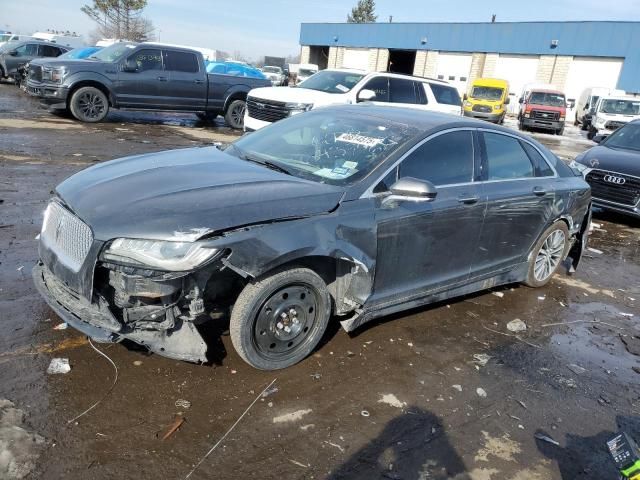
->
[550,39,559,48]
[420,37,428,45]
[333,35,338,42]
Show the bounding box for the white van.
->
[575,87,625,130]
[244,69,463,131]
[588,95,640,139]
[0,34,34,47]
[31,32,84,49]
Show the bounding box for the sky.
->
[2,0,639,60]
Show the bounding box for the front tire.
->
[587,127,596,140]
[224,99,246,129]
[524,221,570,288]
[69,86,109,123]
[230,267,331,370]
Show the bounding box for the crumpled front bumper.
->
[26,80,69,109]
[32,262,208,362]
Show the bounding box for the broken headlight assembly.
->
[568,157,591,177]
[41,67,65,83]
[287,102,313,116]
[102,238,219,271]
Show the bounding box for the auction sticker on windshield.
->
[336,133,383,147]
[335,84,349,93]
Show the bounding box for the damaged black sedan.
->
[33,105,591,370]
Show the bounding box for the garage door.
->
[342,48,370,71]
[435,52,472,95]
[564,57,623,103]
[494,55,540,114]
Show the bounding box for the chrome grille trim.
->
[41,201,93,272]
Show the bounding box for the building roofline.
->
[300,20,640,26]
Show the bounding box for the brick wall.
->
[369,48,389,72]
[469,53,486,82]
[300,46,310,65]
[536,55,555,83]
[482,53,498,77]
[550,56,573,89]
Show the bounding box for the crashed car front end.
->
[33,199,225,362]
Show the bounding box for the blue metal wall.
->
[299,22,640,92]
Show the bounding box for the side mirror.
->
[593,134,606,144]
[357,89,376,102]
[382,177,437,207]
[505,97,510,105]
[8,50,18,56]
[463,93,468,101]
[122,58,138,72]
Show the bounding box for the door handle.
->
[533,186,547,196]
[157,76,168,82]
[194,79,204,84]
[458,195,479,205]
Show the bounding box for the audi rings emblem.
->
[604,174,626,185]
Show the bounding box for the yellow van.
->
[463,78,510,124]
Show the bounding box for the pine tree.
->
[347,0,377,23]
[82,0,155,41]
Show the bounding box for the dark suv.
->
[0,40,68,80]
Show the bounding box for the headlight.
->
[568,159,591,177]
[524,113,530,118]
[463,101,472,108]
[42,67,65,83]
[102,238,219,271]
[287,102,313,115]
[493,105,501,110]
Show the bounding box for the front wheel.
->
[224,99,246,129]
[587,127,596,140]
[524,222,569,288]
[556,126,564,136]
[230,267,331,370]
[69,86,109,122]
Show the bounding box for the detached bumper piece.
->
[33,262,208,362]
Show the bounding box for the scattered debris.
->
[324,440,345,453]
[53,322,68,330]
[361,410,370,417]
[300,424,315,431]
[492,291,504,298]
[289,459,309,468]
[557,377,577,389]
[516,400,528,410]
[133,360,143,366]
[482,325,541,349]
[473,354,491,366]
[230,369,237,374]
[160,415,185,440]
[538,296,546,301]
[310,373,322,380]
[587,247,603,255]
[261,385,279,398]
[175,399,191,409]
[632,367,640,375]
[507,319,527,333]
[272,409,312,424]
[476,388,487,398]
[378,393,406,409]
[452,385,463,392]
[72,153,83,157]
[567,364,587,375]
[184,378,277,479]
[0,399,46,479]
[47,358,70,374]
[619,312,634,318]
[407,342,414,347]
[621,335,640,356]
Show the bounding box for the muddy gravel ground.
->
[1,82,639,480]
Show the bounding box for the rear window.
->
[163,50,199,73]
[430,83,461,106]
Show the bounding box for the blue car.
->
[59,46,103,60]
[205,61,266,79]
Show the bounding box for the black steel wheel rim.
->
[252,283,319,360]
[77,91,105,119]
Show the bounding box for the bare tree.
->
[81,0,154,41]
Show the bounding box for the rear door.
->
[38,44,65,59]
[472,130,557,278]
[115,48,166,107]
[162,50,206,109]
[425,83,462,115]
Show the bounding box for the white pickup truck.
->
[244,68,462,131]
[588,95,640,139]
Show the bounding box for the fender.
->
[63,72,116,102]
[223,84,252,110]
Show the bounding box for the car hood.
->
[31,58,99,67]
[248,86,342,105]
[56,146,344,241]
[578,145,640,177]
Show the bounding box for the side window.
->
[361,76,389,102]
[483,132,535,180]
[163,51,199,73]
[430,84,461,106]
[373,168,398,193]
[389,77,417,104]
[129,49,162,72]
[399,131,474,186]
[521,142,554,177]
[39,45,62,57]
[15,44,38,56]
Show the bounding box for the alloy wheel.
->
[534,229,566,282]
[77,91,106,119]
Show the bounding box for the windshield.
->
[298,68,316,77]
[263,66,281,73]
[88,42,136,62]
[0,34,11,43]
[298,70,364,94]
[604,123,640,151]
[600,99,640,115]
[226,110,419,185]
[471,86,504,101]
[529,92,566,107]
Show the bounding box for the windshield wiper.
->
[229,145,292,175]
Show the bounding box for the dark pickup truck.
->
[26,42,271,128]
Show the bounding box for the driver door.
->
[114,48,165,107]
[369,129,486,306]
[5,43,38,73]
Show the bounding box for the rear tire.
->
[524,221,570,288]
[69,86,109,123]
[224,99,246,129]
[230,267,331,370]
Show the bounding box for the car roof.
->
[530,89,564,95]
[323,68,452,86]
[9,39,67,47]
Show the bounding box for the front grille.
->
[531,110,559,121]
[472,104,492,113]
[605,120,626,131]
[246,97,291,123]
[29,65,42,82]
[41,202,93,272]
[586,170,640,207]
